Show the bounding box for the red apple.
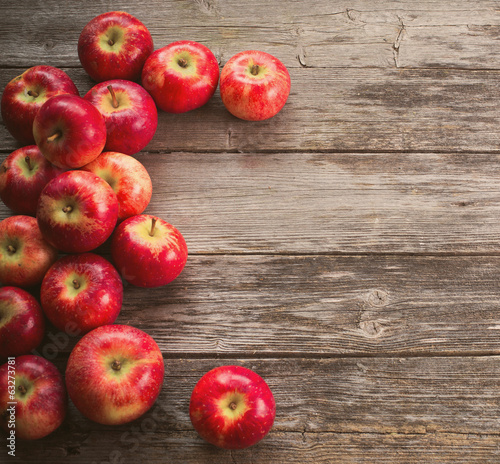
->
[190,365,276,449]
[84,79,157,155]
[41,253,123,334]
[36,170,119,253]
[220,50,291,121]
[0,145,64,215]
[65,324,164,425]
[32,94,107,169]
[1,65,79,144]
[0,355,67,440]
[111,214,187,287]
[141,40,219,113]
[0,215,58,287]
[81,152,152,221]
[0,287,45,359]
[78,11,153,82]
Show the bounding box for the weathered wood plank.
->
[31,255,500,356]
[3,67,500,153]
[8,357,500,463]
[2,0,500,70]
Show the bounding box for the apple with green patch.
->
[190,365,276,449]
[36,170,119,253]
[65,324,164,425]
[78,11,153,82]
[0,355,67,440]
[141,40,219,113]
[84,79,157,155]
[220,50,291,121]
[0,287,45,359]
[0,215,58,288]
[41,253,123,334]
[81,152,152,221]
[0,145,64,215]
[1,65,79,144]
[111,214,188,287]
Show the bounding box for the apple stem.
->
[27,90,39,98]
[25,156,33,171]
[18,385,27,395]
[47,131,61,143]
[108,39,114,46]
[107,85,119,109]
[250,64,260,75]
[72,279,80,289]
[6,245,16,254]
[62,205,73,214]
[111,360,121,371]
[177,58,188,68]
[229,402,237,410]
[150,217,157,237]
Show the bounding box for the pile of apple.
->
[0,11,287,449]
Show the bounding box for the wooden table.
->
[2,1,500,462]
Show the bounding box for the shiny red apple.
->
[36,170,119,253]
[0,287,45,359]
[84,79,157,155]
[0,145,63,215]
[33,94,107,169]
[81,152,152,221]
[0,215,58,287]
[1,65,79,144]
[78,11,153,82]
[41,253,123,334]
[65,324,164,425]
[0,355,67,440]
[111,214,188,287]
[141,40,219,113]
[190,365,276,449]
[220,50,291,121]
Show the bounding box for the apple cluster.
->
[0,10,279,449]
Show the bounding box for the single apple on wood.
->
[1,65,79,144]
[65,324,164,425]
[84,79,158,155]
[36,170,119,253]
[0,355,67,440]
[189,365,276,449]
[0,287,45,359]
[81,151,152,221]
[111,214,188,287]
[0,145,64,216]
[220,50,291,121]
[78,11,154,83]
[41,253,123,334]
[0,215,58,288]
[33,94,107,169]
[141,40,220,113]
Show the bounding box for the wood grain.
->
[9,357,500,463]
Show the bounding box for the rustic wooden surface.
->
[2,0,500,462]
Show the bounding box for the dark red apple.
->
[141,40,219,113]
[84,79,157,155]
[36,170,119,253]
[0,287,45,359]
[190,365,276,449]
[1,65,79,144]
[0,355,67,440]
[111,214,187,287]
[0,215,58,287]
[32,94,107,169]
[65,324,164,425]
[0,145,64,215]
[41,253,123,334]
[220,50,291,121]
[78,11,153,82]
[81,151,152,221]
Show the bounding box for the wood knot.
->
[359,320,383,337]
[367,289,389,307]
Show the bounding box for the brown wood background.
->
[2,0,500,462]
